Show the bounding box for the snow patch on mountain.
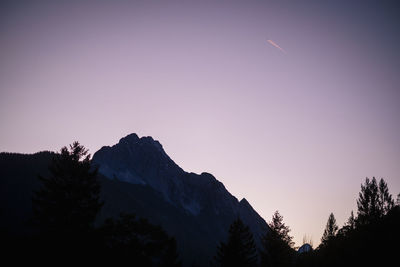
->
[92,133,269,232]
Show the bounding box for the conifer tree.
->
[269,210,294,247]
[356,177,380,225]
[214,218,258,267]
[32,142,103,236]
[357,177,394,225]
[320,213,338,245]
[261,211,294,267]
[396,193,400,207]
[346,210,355,231]
[378,178,394,214]
[338,210,356,237]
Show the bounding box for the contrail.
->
[267,39,286,54]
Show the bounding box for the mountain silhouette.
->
[0,133,269,266]
[93,133,269,265]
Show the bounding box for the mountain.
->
[92,133,269,265]
[298,243,312,254]
[0,133,269,266]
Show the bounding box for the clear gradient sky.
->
[1,0,400,247]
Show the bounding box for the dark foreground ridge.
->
[0,134,269,266]
[2,135,398,266]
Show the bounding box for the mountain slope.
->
[92,133,269,265]
[0,134,269,266]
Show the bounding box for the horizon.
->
[1,131,399,248]
[1,0,400,247]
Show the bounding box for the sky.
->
[1,0,400,247]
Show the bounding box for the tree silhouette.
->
[378,179,394,214]
[213,217,258,267]
[357,177,394,225]
[32,142,103,239]
[357,177,379,224]
[396,193,400,207]
[338,211,356,237]
[261,211,294,267]
[269,210,294,247]
[99,213,181,266]
[307,178,399,267]
[346,211,355,231]
[320,213,338,245]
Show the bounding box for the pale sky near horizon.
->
[1,0,400,247]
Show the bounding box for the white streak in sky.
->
[267,39,286,54]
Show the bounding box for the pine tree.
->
[357,177,394,225]
[320,213,338,245]
[261,211,294,267]
[356,177,380,225]
[346,210,355,231]
[32,142,103,237]
[378,178,394,215]
[269,210,294,247]
[337,211,356,237]
[213,218,258,267]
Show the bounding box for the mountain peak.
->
[93,133,183,190]
[239,198,254,211]
[240,198,250,205]
[118,133,163,151]
[298,243,313,254]
[119,133,139,143]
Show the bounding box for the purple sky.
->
[1,0,400,247]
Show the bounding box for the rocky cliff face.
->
[92,133,269,265]
[0,135,269,266]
